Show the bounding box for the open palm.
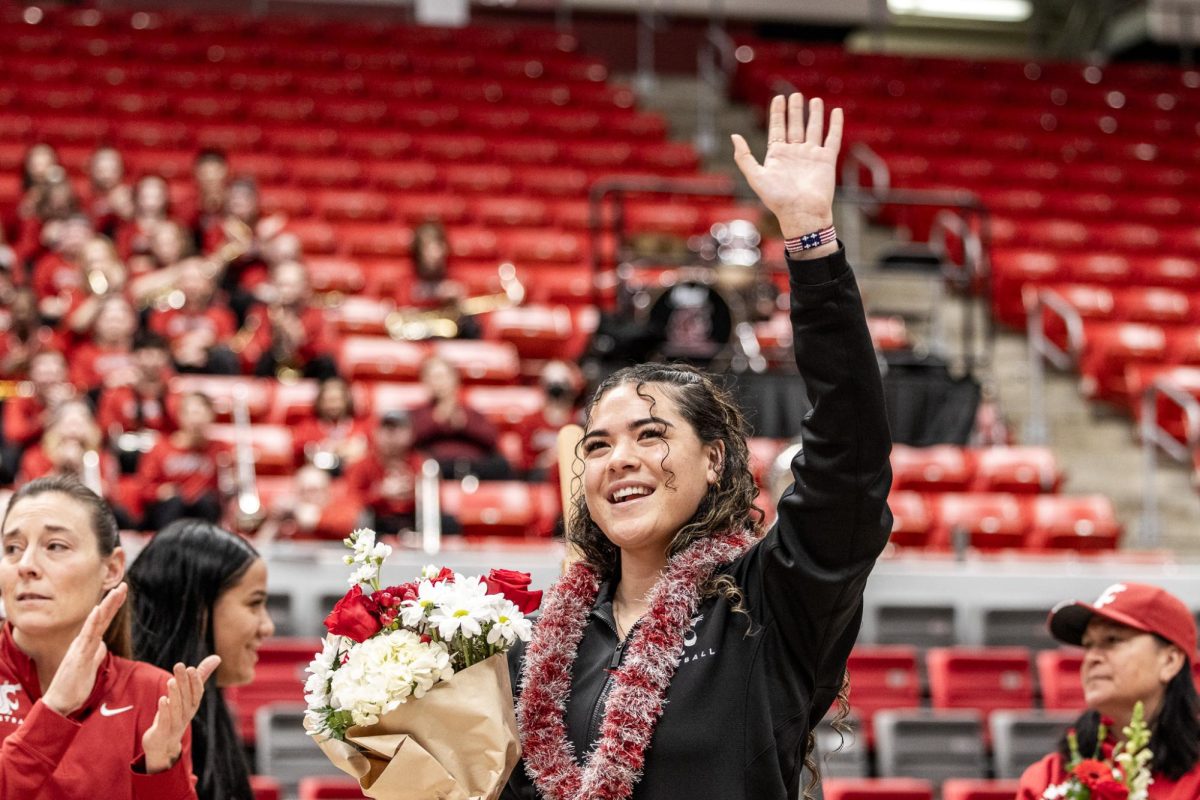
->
[732,95,843,238]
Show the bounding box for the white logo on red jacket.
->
[0,684,19,717]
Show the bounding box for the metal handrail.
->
[1025,288,1086,444]
[928,209,983,290]
[696,18,736,156]
[840,142,891,215]
[1138,375,1200,547]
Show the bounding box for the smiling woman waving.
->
[0,476,218,800]
[502,95,893,800]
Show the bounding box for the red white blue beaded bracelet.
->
[784,224,837,256]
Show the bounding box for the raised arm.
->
[734,95,893,698]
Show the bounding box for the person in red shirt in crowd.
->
[15,398,131,527]
[344,409,428,535]
[98,332,175,473]
[183,149,229,252]
[14,142,62,226]
[516,359,584,482]
[0,287,62,379]
[31,211,92,323]
[62,237,134,340]
[410,356,510,479]
[1018,583,1200,799]
[85,147,134,239]
[237,260,339,380]
[291,376,368,473]
[68,296,139,397]
[1,350,75,482]
[148,258,239,375]
[115,175,173,263]
[259,464,361,541]
[136,392,229,530]
[204,178,286,308]
[0,475,217,799]
[13,159,74,275]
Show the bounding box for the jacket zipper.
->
[586,621,628,748]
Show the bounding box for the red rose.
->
[323,585,383,642]
[1073,759,1114,787]
[484,568,542,614]
[428,567,455,584]
[1091,778,1129,800]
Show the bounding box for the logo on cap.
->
[1094,583,1128,609]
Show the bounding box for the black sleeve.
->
[735,245,893,705]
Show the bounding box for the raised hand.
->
[141,654,221,774]
[41,583,128,717]
[732,94,843,243]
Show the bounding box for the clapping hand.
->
[141,654,221,774]
[732,94,843,252]
[41,583,129,718]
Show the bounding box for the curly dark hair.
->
[568,363,764,581]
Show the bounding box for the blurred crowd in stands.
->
[0,142,583,535]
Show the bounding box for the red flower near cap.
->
[381,581,421,603]
[1090,779,1129,800]
[427,567,455,585]
[1073,759,1113,786]
[484,568,542,614]
[323,585,383,643]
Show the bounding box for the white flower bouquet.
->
[304,530,539,799]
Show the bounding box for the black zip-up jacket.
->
[504,246,893,800]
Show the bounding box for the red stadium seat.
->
[391,193,471,225]
[285,220,339,255]
[325,296,393,336]
[889,445,974,493]
[297,777,367,799]
[1078,321,1168,406]
[339,337,426,382]
[940,779,1022,800]
[926,647,1034,719]
[479,304,577,360]
[249,775,282,800]
[1027,495,1121,551]
[340,223,414,259]
[887,491,934,549]
[471,196,551,228]
[207,423,295,475]
[306,257,367,295]
[443,164,515,194]
[990,248,1064,328]
[1114,286,1194,326]
[370,383,433,417]
[845,646,922,741]
[368,160,440,192]
[291,157,363,188]
[431,340,521,384]
[461,386,546,431]
[971,446,1062,494]
[1036,649,1085,711]
[1126,364,1200,445]
[168,376,274,423]
[315,190,391,222]
[822,778,934,800]
[931,493,1031,551]
[440,480,553,537]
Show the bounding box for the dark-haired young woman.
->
[1018,582,1200,799]
[0,476,218,798]
[503,95,893,800]
[128,519,275,800]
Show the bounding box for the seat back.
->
[256,704,348,795]
[874,709,987,788]
[989,709,1076,779]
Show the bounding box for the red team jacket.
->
[1018,751,1200,799]
[0,624,198,799]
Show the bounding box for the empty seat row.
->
[888,491,1121,552]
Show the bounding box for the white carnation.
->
[329,630,453,727]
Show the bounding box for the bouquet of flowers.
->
[1041,702,1154,800]
[305,529,541,799]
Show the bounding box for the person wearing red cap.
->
[1018,582,1200,799]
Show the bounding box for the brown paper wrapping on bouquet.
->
[315,653,521,800]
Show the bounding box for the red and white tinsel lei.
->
[517,529,757,800]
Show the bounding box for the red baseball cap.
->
[1048,582,1197,657]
